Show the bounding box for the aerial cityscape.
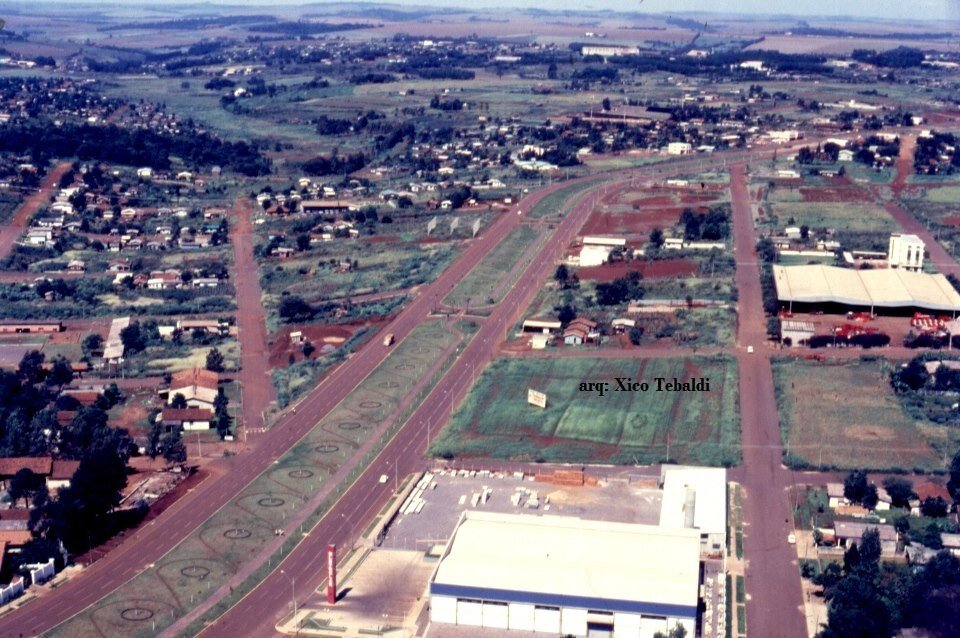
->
[0,1,957,637]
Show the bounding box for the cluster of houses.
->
[521,315,636,349]
[22,172,225,256]
[818,480,958,561]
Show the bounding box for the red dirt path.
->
[0,162,72,259]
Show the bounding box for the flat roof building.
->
[659,466,727,555]
[430,511,700,637]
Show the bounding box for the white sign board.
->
[527,388,547,409]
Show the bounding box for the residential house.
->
[165,368,220,410]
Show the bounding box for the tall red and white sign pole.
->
[326,544,337,604]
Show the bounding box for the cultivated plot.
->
[432,355,740,465]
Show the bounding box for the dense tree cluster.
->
[0,120,270,176]
[680,206,731,241]
[852,46,926,68]
[817,527,960,638]
[595,271,644,306]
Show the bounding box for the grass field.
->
[443,224,541,307]
[46,320,465,638]
[922,186,960,204]
[767,202,899,232]
[773,358,960,471]
[432,355,740,465]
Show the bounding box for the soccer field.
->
[431,355,740,465]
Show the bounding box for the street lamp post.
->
[280,569,296,631]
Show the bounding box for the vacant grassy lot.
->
[443,224,541,307]
[432,355,740,465]
[773,358,960,471]
[923,186,960,204]
[767,202,898,232]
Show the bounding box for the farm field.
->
[766,202,899,232]
[443,224,542,308]
[432,355,740,465]
[773,358,960,471]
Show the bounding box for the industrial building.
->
[429,511,700,637]
[772,264,960,314]
[659,466,728,556]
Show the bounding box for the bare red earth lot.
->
[799,186,863,203]
[578,259,698,281]
[268,323,364,367]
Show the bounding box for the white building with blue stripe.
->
[429,511,700,637]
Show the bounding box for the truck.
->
[383,333,395,347]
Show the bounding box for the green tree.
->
[882,477,915,508]
[147,421,163,459]
[629,325,644,345]
[844,470,869,504]
[18,350,45,385]
[161,430,187,465]
[46,356,73,389]
[81,333,103,357]
[650,227,665,249]
[120,322,144,354]
[170,393,188,409]
[9,468,44,507]
[205,347,225,373]
[948,447,960,504]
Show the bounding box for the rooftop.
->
[431,511,700,614]
[773,265,960,312]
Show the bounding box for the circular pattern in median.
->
[257,496,285,508]
[120,608,154,622]
[180,565,210,579]
[288,468,315,479]
[224,528,253,539]
[314,443,340,454]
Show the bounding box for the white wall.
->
[508,603,535,632]
[534,606,562,633]
[482,602,509,629]
[561,607,588,636]
[431,595,457,624]
[457,600,483,627]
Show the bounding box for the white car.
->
[787,532,796,544]
[379,474,389,484]
[747,345,754,354]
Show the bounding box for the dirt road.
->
[230,196,277,430]
[730,163,808,638]
[0,162,72,260]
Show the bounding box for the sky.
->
[22,0,960,22]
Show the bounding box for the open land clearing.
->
[432,356,739,466]
[773,357,960,471]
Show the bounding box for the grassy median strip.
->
[45,321,466,638]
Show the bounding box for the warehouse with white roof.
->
[772,264,960,314]
[429,511,700,637]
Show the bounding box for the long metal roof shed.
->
[772,264,960,313]
[430,511,700,617]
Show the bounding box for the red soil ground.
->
[578,258,698,281]
[268,323,363,367]
[363,236,400,244]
